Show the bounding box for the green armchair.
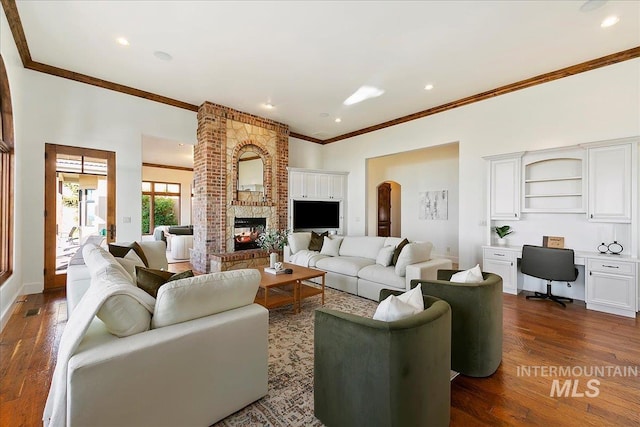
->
[411,269,503,377]
[314,293,451,427]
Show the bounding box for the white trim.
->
[0,284,23,333]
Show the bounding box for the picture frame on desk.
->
[543,236,565,249]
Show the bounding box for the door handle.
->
[109,224,116,240]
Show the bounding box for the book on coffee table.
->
[264,267,286,275]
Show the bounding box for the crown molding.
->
[2,0,639,146]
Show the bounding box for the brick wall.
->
[191,102,289,273]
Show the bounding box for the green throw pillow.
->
[108,242,150,267]
[309,231,328,251]
[135,266,194,298]
[391,238,409,266]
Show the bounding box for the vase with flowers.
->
[257,227,289,268]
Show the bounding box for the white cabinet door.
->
[329,174,344,199]
[588,144,632,223]
[585,259,636,317]
[303,173,318,198]
[482,248,517,295]
[490,157,521,220]
[315,174,330,199]
[289,171,306,198]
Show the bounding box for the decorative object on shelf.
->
[542,235,565,249]
[597,243,609,254]
[493,225,513,246]
[608,241,623,255]
[257,227,289,267]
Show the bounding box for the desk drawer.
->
[483,248,515,261]
[587,259,635,275]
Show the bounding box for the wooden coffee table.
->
[256,263,325,313]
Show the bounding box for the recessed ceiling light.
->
[116,37,129,46]
[601,15,620,28]
[580,0,607,12]
[154,51,173,61]
[424,84,434,91]
[343,86,385,106]
[178,143,185,147]
[335,118,342,123]
[265,103,275,110]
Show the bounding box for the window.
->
[0,54,13,286]
[142,181,180,234]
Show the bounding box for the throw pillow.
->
[394,241,434,277]
[108,242,150,267]
[152,268,260,328]
[376,245,395,267]
[397,283,425,311]
[135,266,194,298]
[450,264,484,283]
[288,232,312,255]
[373,295,422,322]
[308,231,328,252]
[391,238,409,266]
[115,250,146,280]
[320,236,343,257]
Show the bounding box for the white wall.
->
[320,59,640,269]
[366,144,459,261]
[289,137,324,169]
[142,166,194,227]
[0,3,197,329]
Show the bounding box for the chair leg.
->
[526,283,573,308]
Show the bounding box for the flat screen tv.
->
[293,200,340,230]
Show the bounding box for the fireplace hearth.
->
[234,217,267,251]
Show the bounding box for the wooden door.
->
[377,182,391,237]
[44,144,116,289]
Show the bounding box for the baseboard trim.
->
[0,284,23,333]
[22,282,44,295]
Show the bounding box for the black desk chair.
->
[521,245,578,308]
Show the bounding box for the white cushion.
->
[339,236,387,260]
[83,244,134,283]
[394,241,434,277]
[397,283,424,311]
[357,264,406,288]
[320,236,343,257]
[152,268,260,328]
[315,256,375,277]
[288,232,311,255]
[115,250,146,279]
[376,245,395,266]
[138,240,168,270]
[450,264,484,283]
[383,237,403,248]
[94,265,154,337]
[373,295,422,322]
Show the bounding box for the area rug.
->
[214,287,456,427]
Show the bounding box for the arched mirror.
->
[237,149,264,194]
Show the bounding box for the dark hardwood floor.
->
[1,278,638,426]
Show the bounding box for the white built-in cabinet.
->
[488,154,522,220]
[587,143,632,223]
[289,169,346,200]
[482,247,517,294]
[586,258,637,318]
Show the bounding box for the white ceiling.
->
[17,1,640,144]
[141,135,194,168]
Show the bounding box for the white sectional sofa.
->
[49,241,268,427]
[284,233,452,301]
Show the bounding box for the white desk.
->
[482,245,639,318]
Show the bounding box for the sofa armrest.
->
[404,258,453,290]
[283,245,292,262]
[67,304,268,426]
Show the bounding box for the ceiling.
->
[142,135,194,169]
[14,1,640,144]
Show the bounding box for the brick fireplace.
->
[191,102,289,273]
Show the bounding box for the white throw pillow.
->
[373,284,424,321]
[376,245,395,267]
[83,244,134,283]
[152,268,260,328]
[397,283,425,311]
[116,250,146,279]
[94,265,154,337]
[373,295,422,322]
[450,264,484,283]
[138,240,169,270]
[288,232,312,255]
[394,241,434,277]
[320,236,343,257]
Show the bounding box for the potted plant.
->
[494,225,513,246]
[256,227,289,267]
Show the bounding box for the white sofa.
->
[284,233,452,301]
[52,241,268,427]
